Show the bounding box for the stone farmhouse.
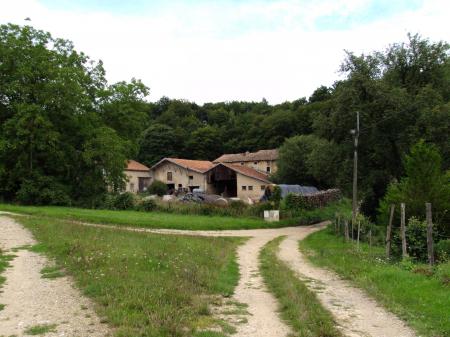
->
[213,149,278,174]
[124,160,152,193]
[126,149,278,201]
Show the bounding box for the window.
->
[167,172,173,181]
[254,161,257,165]
[241,162,244,165]
[189,175,193,180]
[242,186,247,191]
[130,183,135,192]
[248,186,253,191]
[178,184,182,188]
[266,166,271,173]
[261,185,266,190]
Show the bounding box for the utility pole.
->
[351,111,360,228]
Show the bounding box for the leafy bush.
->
[137,198,157,212]
[406,217,434,262]
[436,239,450,262]
[113,192,135,210]
[147,180,167,197]
[229,200,247,214]
[16,175,71,206]
[269,186,282,208]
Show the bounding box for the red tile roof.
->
[214,149,279,163]
[226,163,271,183]
[206,163,271,183]
[126,160,150,171]
[151,158,214,173]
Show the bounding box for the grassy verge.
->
[0,249,15,311]
[16,216,244,337]
[0,200,349,230]
[300,227,450,337]
[260,236,342,337]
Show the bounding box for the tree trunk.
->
[386,204,395,259]
[426,203,434,266]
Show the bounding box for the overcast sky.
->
[1,0,449,104]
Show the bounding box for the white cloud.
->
[1,0,449,104]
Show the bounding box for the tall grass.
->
[17,216,243,337]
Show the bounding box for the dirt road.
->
[278,234,416,337]
[0,216,110,337]
[0,214,417,337]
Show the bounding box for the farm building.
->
[214,149,279,174]
[150,158,215,193]
[150,158,271,201]
[124,160,152,193]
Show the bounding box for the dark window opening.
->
[248,186,253,191]
[242,186,247,191]
[167,172,173,181]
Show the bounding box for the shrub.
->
[229,200,247,214]
[16,175,71,206]
[248,202,273,217]
[436,239,450,262]
[147,180,168,197]
[138,199,157,212]
[406,217,432,262]
[113,192,135,210]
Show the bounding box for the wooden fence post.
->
[344,220,349,242]
[386,204,395,259]
[426,203,434,266]
[400,203,408,258]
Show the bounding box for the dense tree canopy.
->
[1,25,448,221]
[0,24,147,206]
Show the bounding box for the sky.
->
[1,0,449,104]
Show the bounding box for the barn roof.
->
[126,160,150,172]
[213,149,279,163]
[206,162,271,183]
[151,158,215,173]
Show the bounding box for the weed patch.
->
[24,323,57,335]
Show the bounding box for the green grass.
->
[0,200,349,230]
[0,250,16,312]
[24,323,57,335]
[300,227,450,337]
[260,236,342,337]
[16,216,244,337]
[40,266,65,279]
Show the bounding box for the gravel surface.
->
[0,216,110,337]
[0,214,418,337]
[278,234,417,337]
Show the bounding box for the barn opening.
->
[206,164,237,197]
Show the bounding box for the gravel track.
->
[0,216,110,337]
[0,214,417,337]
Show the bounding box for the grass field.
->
[0,200,349,230]
[300,227,450,337]
[260,237,342,337]
[16,216,244,337]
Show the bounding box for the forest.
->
[0,23,449,219]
